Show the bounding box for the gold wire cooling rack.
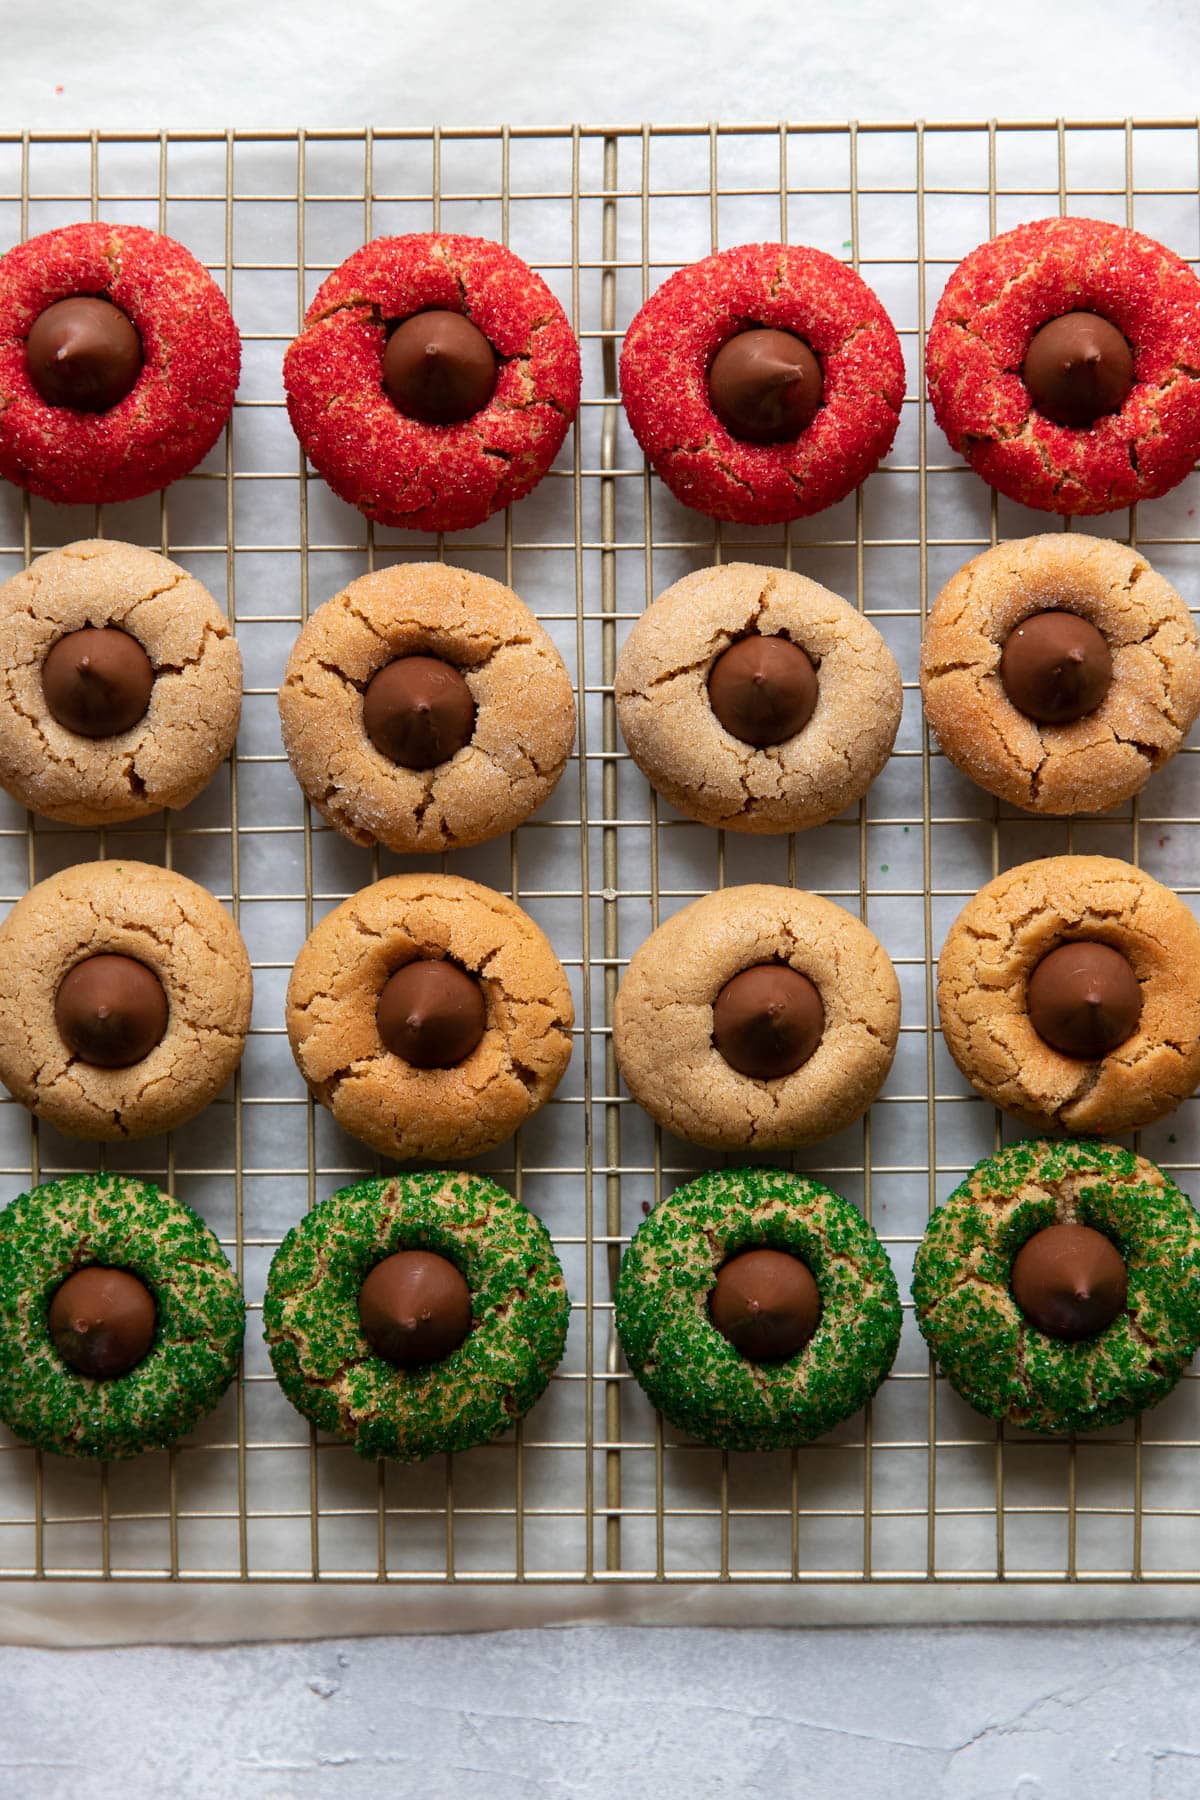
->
[2,119,1200,1593]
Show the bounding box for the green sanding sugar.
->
[615,1166,901,1452]
[0,1174,244,1460]
[263,1171,570,1462]
[912,1139,1200,1434]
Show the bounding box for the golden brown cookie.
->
[278,563,576,854]
[613,885,900,1151]
[0,860,252,1141]
[0,539,242,826]
[920,534,1200,814]
[614,562,902,834]
[937,855,1200,1135]
[286,873,574,1162]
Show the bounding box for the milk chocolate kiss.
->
[383,310,498,424]
[358,1250,473,1365]
[1026,941,1141,1059]
[1023,312,1134,429]
[26,296,143,412]
[48,1266,157,1378]
[377,960,486,1068]
[709,1248,822,1361]
[707,635,818,747]
[363,655,475,770]
[1010,1223,1127,1341]
[712,964,824,1080]
[708,328,822,443]
[1000,612,1112,725]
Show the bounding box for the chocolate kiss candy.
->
[709,1248,822,1361]
[42,627,155,738]
[358,1250,473,1365]
[1023,312,1134,429]
[54,954,169,1068]
[362,655,476,770]
[712,963,824,1079]
[999,611,1112,725]
[1010,1223,1127,1341]
[26,296,143,412]
[708,327,822,443]
[377,960,486,1068]
[383,309,498,424]
[707,635,818,747]
[48,1266,156,1377]
[1026,941,1141,1058]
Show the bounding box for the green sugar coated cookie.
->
[615,1166,901,1452]
[912,1139,1200,1434]
[263,1171,570,1462]
[0,1174,245,1459]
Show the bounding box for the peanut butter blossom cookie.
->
[920,534,1200,814]
[615,1167,901,1451]
[927,216,1200,515]
[615,561,901,833]
[0,222,240,505]
[0,1174,244,1458]
[938,854,1200,1137]
[0,859,252,1141]
[614,884,899,1151]
[619,242,905,524]
[0,539,242,826]
[283,233,580,533]
[912,1140,1200,1434]
[279,562,575,854]
[286,873,573,1162]
[263,1171,569,1461]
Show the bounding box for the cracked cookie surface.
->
[283,233,580,533]
[937,854,1200,1136]
[0,539,242,826]
[912,1139,1200,1434]
[286,873,574,1162]
[0,859,252,1141]
[615,561,902,833]
[263,1170,569,1462]
[613,885,900,1151]
[279,562,575,854]
[619,242,905,525]
[615,1166,901,1451]
[927,216,1200,515]
[0,1173,245,1459]
[920,534,1200,815]
[0,222,240,506]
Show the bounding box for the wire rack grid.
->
[1,119,1200,1594]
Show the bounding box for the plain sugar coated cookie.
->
[279,562,575,855]
[927,217,1200,515]
[0,860,252,1141]
[0,222,240,506]
[937,855,1200,1136]
[613,885,899,1151]
[0,539,242,826]
[920,534,1200,815]
[283,233,580,533]
[286,873,573,1163]
[615,561,902,833]
[619,242,905,524]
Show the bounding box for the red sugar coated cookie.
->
[284,234,581,534]
[618,242,906,525]
[927,216,1200,516]
[0,223,240,506]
